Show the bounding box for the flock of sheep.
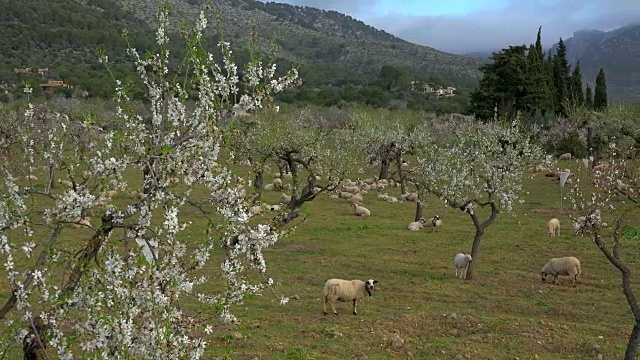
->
[255,156,590,315]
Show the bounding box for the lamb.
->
[263,183,275,191]
[322,278,378,315]
[559,153,572,160]
[540,256,581,287]
[24,175,38,182]
[547,218,560,237]
[351,203,371,217]
[407,218,426,231]
[280,193,292,205]
[454,253,473,279]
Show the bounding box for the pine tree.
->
[552,38,571,116]
[535,26,544,60]
[585,84,593,109]
[594,68,608,111]
[570,61,584,108]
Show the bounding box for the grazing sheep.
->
[351,203,371,217]
[454,253,473,279]
[400,192,419,202]
[58,179,73,188]
[323,278,378,315]
[263,183,275,191]
[24,175,38,182]
[343,185,361,194]
[540,256,581,287]
[559,153,572,160]
[339,191,354,200]
[408,218,426,231]
[547,218,560,237]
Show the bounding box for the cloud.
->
[261,0,640,54]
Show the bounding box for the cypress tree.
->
[570,61,584,108]
[594,68,607,111]
[553,38,571,116]
[585,84,593,109]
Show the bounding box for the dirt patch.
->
[270,241,326,251]
[530,207,562,215]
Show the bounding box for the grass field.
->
[1,159,639,359]
[197,160,640,360]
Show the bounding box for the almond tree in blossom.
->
[0,6,301,359]
[414,117,552,280]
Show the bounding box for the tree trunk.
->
[465,225,484,280]
[45,163,55,193]
[414,199,425,222]
[625,321,640,360]
[396,159,406,194]
[253,169,264,204]
[379,158,391,180]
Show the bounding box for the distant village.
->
[13,67,74,95]
[410,80,456,97]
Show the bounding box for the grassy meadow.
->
[1,156,639,360]
[209,159,639,359]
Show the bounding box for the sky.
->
[259,0,640,54]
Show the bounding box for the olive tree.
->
[0,6,300,359]
[414,116,551,280]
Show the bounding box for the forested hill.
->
[114,0,485,82]
[0,0,485,112]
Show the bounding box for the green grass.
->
[1,159,639,359]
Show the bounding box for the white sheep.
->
[547,218,560,237]
[540,256,581,287]
[428,215,443,228]
[407,218,426,231]
[351,203,371,217]
[70,217,92,229]
[453,253,473,279]
[272,178,284,190]
[263,183,275,191]
[24,175,38,182]
[269,204,281,212]
[399,192,419,202]
[559,153,572,160]
[322,278,378,315]
[280,193,292,205]
[348,192,365,204]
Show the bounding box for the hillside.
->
[114,0,485,85]
[0,0,488,113]
[551,24,640,103]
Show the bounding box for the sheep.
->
[58,179,73,188]
[351,203,371,217]
[249,205,263,215]
[263,183,275,191]
[339,191,354,200]
[454,253,473,279]
[540,256,581,287]
[280,193,292,205]
[407,218,426,231]
[343,185,361,194]
[399,192,418,202]
[273,178,285,191]
[70,217,92,229]
[322,278,378,315]
[547,218,560,237]
[269,204,281,212]
[348,192,365,204]
[559,153,572,160]
[428,215,443,228]
[24,175,38,182]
